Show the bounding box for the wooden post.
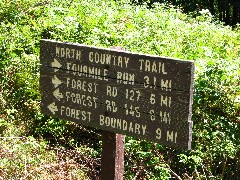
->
[101,131,125,180]
[101,46,126,180]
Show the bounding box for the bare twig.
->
[221,157,227,179]
[24,1,50,14]
[24,161,82,179]
[153,144,182,180]
[0,136,26,139]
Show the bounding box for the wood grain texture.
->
[40,39,194,150]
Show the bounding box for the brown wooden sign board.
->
[40,39,194,150]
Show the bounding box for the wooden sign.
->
[40,39,194,150]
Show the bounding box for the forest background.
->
[134,0,240,27]
[0,0,239,179]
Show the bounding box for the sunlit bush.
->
[0,0,239,179]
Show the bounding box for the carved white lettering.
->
[160,111,171,124]
[89,51,130,68]
[135,123,140,134]
[66,63,108,80]
[139,59,167,74]
[60,106,91,121]
[167,131,177,143]
[106,100,117,112]
[160,95,171,107]
[145,60,151,71]
[117,72,135,85]
[150,109,155,121]
[56,46,81,60]
[104,69,108,81]
[161,79,172,91]
[156,128,161,140]
[99,115,146,135]
[106,86,118,97]
[126,89,141,101]
[66,78,97,93]
[65,92,97,108]
[128,122,134,133]
[124,104,140,118]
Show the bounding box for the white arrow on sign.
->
[53,88,63,101]
[47,102,58,115]
[52,75,62,88]
[51,58,62,72]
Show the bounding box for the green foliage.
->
[191,58,240,178]
[0,0,239,179]
[124,138,171,179]
[0,135,89,179]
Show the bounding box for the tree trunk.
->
[225,0,230,25]
[209,0,215,15]
[218,0,223,22]
[232,0,240,26]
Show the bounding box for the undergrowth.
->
[0,0,239,179]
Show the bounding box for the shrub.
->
[0,0,239,179]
